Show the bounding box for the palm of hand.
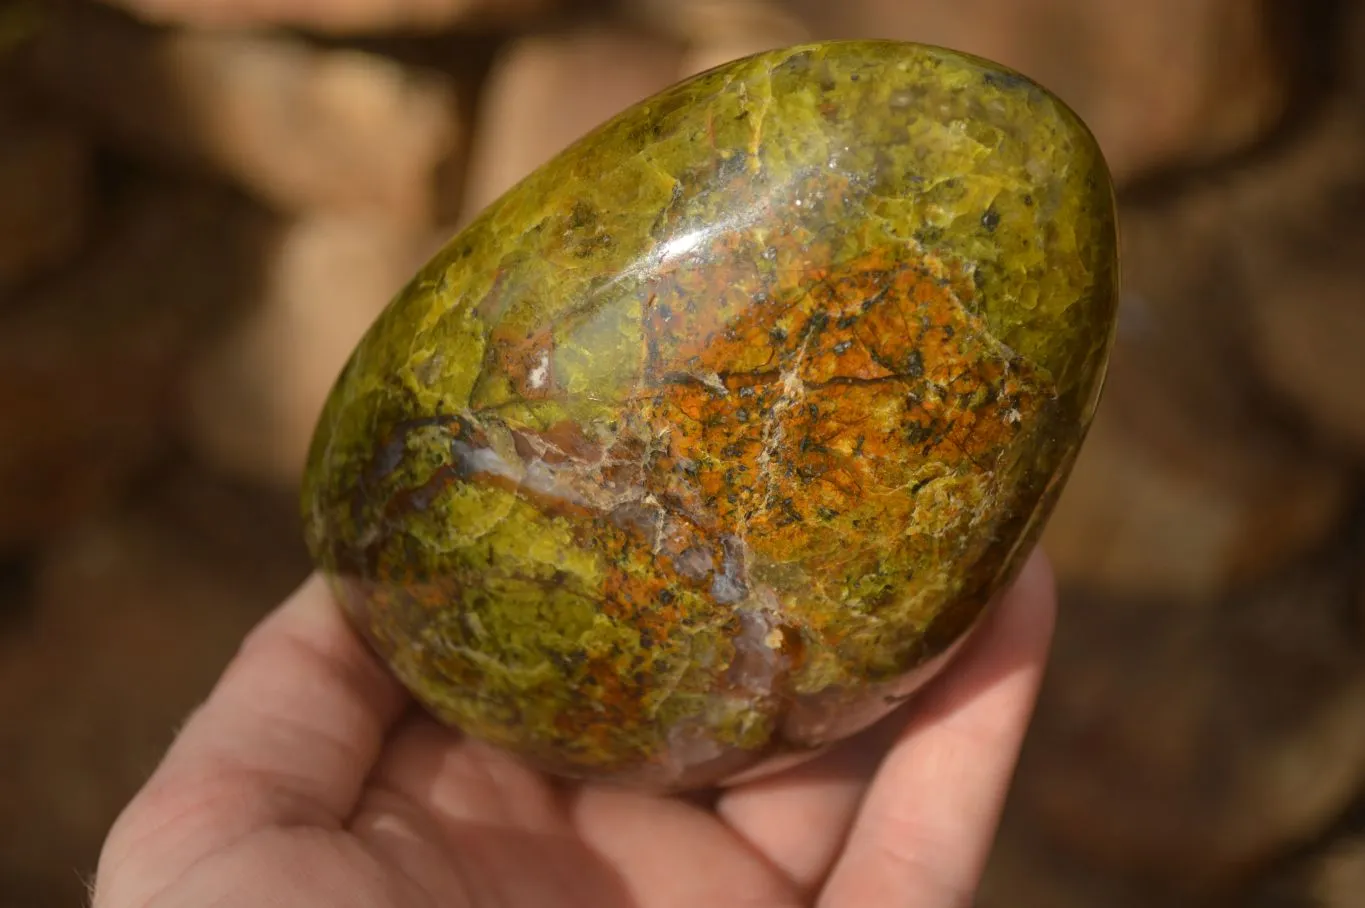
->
[94,559,1053,908]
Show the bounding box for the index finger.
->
[817,553,1057,906]
[97,574,409,892]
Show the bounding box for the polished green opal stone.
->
[302,40,1118,789]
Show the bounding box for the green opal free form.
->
[302,41,1119,789]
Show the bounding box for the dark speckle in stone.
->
[984,70,1030,91]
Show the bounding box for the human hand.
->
[92,552,1055,907]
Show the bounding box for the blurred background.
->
[1,0,1363,904]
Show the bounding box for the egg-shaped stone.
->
[302,40,1119,790]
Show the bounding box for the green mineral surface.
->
[302,40,1119,789]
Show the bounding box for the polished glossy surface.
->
[302,41,1119,789]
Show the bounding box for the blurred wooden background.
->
[1,0,1363,904]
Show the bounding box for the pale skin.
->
[92,551,1055,907]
